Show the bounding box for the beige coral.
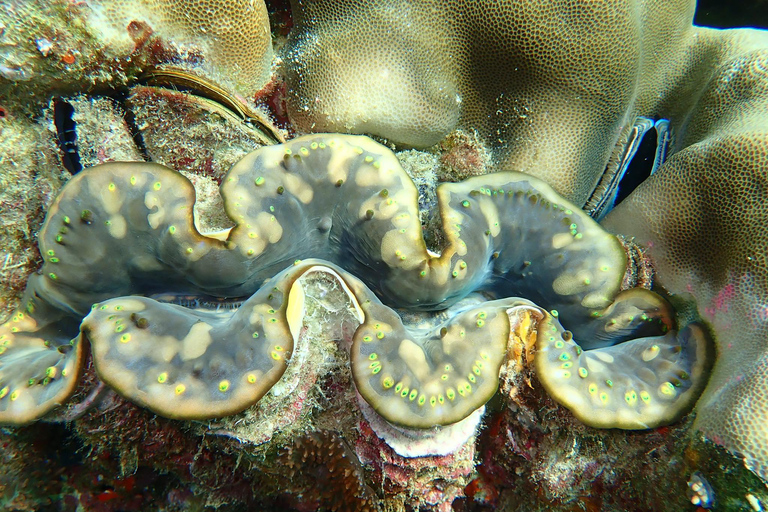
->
[284,0,697,203]
[0,0,273,106]
[87,0,273,96]
[602,81,768,481]
[283,0,768,484]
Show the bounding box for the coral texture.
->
[279,430,375,511]
[0,0,272,104]
[1,0,768,507]
[282,0,768,482]
[86,0,273,95]
[283,0,694,203]
[603,107,768,481]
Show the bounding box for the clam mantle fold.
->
[0,134,710,433]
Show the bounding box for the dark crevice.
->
[613,128,658,207]
[110,90,151,161]
[53,98,81,174]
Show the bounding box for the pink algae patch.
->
[704,283,736,319]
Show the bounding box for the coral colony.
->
[0,0,766,510]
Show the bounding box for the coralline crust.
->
[0,116,65,318]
